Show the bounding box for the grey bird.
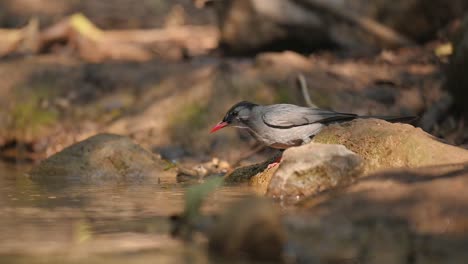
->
[210,101,415,149]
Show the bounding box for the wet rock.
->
[249,165,278,195]
[267,143,363,199]
[29,133,173,185]
[224,153,280,194]
[224,158,270,184]
[208,197,285,262]
[446,14,468,118]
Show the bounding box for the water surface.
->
[0,163,255,264]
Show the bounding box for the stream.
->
[0,162,255,264]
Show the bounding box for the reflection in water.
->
[0,163,255,263]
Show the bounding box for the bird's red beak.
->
[210,121,228,133]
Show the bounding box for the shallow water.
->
[0,163,255,264]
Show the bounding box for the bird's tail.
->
[359,115,418,123]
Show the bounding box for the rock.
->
[29,133,173,185]
[267,143,363,199]
[224,155,274,184]
[208,197,285,261]
[224,153,280,194]
[249,165,278,195]
[446,14,468,118]
[291,163,468,263]
[313,119,468,174]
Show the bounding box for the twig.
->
[296,74,317,108]
[292,0,414,47]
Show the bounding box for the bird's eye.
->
[232,111,238,116]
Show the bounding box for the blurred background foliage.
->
[0,0,467,164]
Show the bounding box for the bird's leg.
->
[267,152,283,169]
[267,157,281,169]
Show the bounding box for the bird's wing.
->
[261,104,357,128]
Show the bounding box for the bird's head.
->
[210,101,258,133]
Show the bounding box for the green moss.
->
[225,163,268,184]
[11,96,58,133]
[313,133,341,145]
[225,155,279,184]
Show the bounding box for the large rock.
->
[29,133,173,185]
[291,163,468,264]
[313,119,468,174]
[267,143,363,199]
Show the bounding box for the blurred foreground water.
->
[0,162,254,264]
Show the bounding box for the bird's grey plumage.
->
[261,104,357,128]
[213,101,415,149]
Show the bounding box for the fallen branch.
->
[293,0,415,47]
[1,13,219,62]
[0,18,39,57]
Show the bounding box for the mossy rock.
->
[224,154,279,185]
[29,133,174,186]
[313,119,468,174]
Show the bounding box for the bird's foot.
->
[267,155,282,169]
[267,162,280,169]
